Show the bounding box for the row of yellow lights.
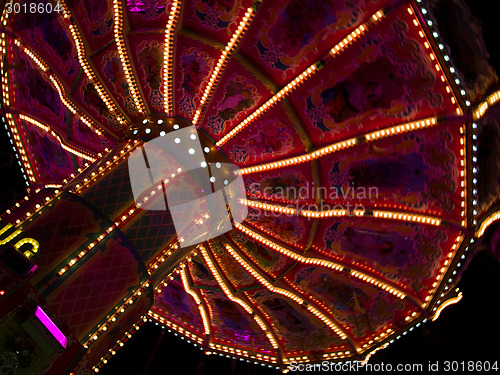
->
[235,116,438,175]
[192,7,254,126]
[163,0,182,115]
[235,223,407,299]
[92,317,146,373]
[180,267,211,335]
[57,224,116,277]
[240,198,364,218]
[199,244,280,349]
[476,211,500,237]
[215,8,385,148]
[84,280,150,348]
[360,327,394,351]
[460,127,467,226]
[70,141,141,195]
[63,4,125,125]
[328,11,382,58]
[216,62,317,147]
[113,0,146,114]
[372,210,441,226]
[207,343,278,364]
[148,311,205,345]
[147,241,179,274]
[423,235,462,308]
[4,113,36,183]
[223,242,348,339]
[408,6,462,116]
[19,114,97,162]
[473,90,500,120]
[110,167,182,234]
[13,39,105,136]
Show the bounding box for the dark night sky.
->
[0,1,499,374]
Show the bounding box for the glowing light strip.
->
[235,117,438,175]
[113,0,146,114]
[148,311,205,345]
[35,306,67,348]
[180,267,211,335]
[147,242,179,274]
[19,114,97,162]
[84,281,150,348]
[13,39,105,136]
[408,5,462,116]
[4,113,35,184]
[163,0,182,115]
[71,141,141,195]
[240,198,365,218]
[93,318,146,372]
[473,90,500,120]
[223,242,347,339]
[216,8,386,147]
[430,292,462,321]
[216,63,317,146]
[328,10,382,57]
[372,210,441,226]
[235,223,407,299]
[57,224,116,277]
[192,7,254,126]
[476,211,500,237]
[199,245,280,349]
[459,126,467,227]
[423,235,462,307]
[65,20,125,124]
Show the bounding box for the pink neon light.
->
[35,306,67,348]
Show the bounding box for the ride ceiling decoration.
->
[1,0,499,373]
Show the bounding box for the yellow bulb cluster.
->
[361,327,393,350]
[13,39,48,71]
[372,210,441,226]
[66,16,125,125]
[58,224,116,277]
[216,64,317,147]
[424,235,462,307]
[328,8,385,59]
[72,141,141,195]
[208,343,278,364]
[430,291,462,321]
[163,0,182,115]
[240,198,364,218]
[13,39,105,136]
[235,117,441,176]
[180,267,211,335]
[200,244,280,349]
[365,117,437,141]
[350,270,405,299]
[47,75,103,136]
[235,222,406,299]
[85,281,150,348]
[20,114,97,162]
[149,310,205,345]
[113,0,146,114]
[473,90,500,120]
[476,211,500,237]
[192,8,254,126]
[224,240,349,340]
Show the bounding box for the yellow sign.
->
[0,222,39,258]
